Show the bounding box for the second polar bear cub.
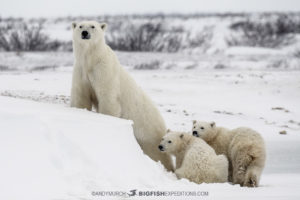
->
[159,130,228,184]
[192,121,266,187]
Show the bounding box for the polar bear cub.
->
[192,121,266,187]
[70,21,173,171]
[159,130,228,184]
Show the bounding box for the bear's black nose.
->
[158,145,164,151]
[81,31,89,39]
[82,31,88,36]
[192,131,198,137]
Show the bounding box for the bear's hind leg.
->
[141,141,174,172]
[244,172,258,187]
[157,153,174,172]
[232,153,252,186]
[175,167,185,179]
[97,93,121,117]
[146,147,174,172]
[243,157,264,187]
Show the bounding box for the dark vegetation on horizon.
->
[0,12,299,52]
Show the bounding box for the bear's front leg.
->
[70,87,92,111]
[70,81,92,111]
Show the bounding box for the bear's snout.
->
[158,145,164,151]
[81,31,90,39]
[192,131,199,137]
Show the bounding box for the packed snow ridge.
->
[1,95,300,200]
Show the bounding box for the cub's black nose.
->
[192,131,198,136]
[158,145,164,151]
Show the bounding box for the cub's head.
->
[72,21,107,45]
[158,130,186,154]
[192,120,217,142]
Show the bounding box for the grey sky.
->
[1,0,300,18]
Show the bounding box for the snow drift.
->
[1,96,300,200]
[0,96,177,200]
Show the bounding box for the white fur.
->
[192,121,266,187]
[70,21,173,171]
[159,131,228,184]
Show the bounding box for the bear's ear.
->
[72,22,77,30]
[193,120,197,124]
[100,23,107,31]
[166,129,171,133]
[210,121,216,128]
[180,134,184,139]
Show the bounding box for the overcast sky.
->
[1,0,300,18]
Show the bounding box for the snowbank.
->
[0,96,175,200]
[0,96,300,200]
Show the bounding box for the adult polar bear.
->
[70,21,173,171]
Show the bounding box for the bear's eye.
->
[200,127,204,130]
[79,26,82,29]
[168,140,172,143]
[91,25,95,29]
[193,126,196,129]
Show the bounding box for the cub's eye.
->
[79,26,82,29]
[91,25,95,29]
[200,127,204,130]
[168,140,172,143]
[193,126,196,129]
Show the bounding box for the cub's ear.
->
[180,134,184,139]
[193,120,197,124]
[210,121,216,128]
[72,22,77,29]
[166,129,171,133]
[100,23,107,31]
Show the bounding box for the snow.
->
[1,11,300,200]
[225,46,287,56]
[1,64,300,199]
[0,50,298,74]
[0,96,173,200]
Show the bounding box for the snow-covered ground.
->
[0,50,300,200]
[1,49,299,72]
